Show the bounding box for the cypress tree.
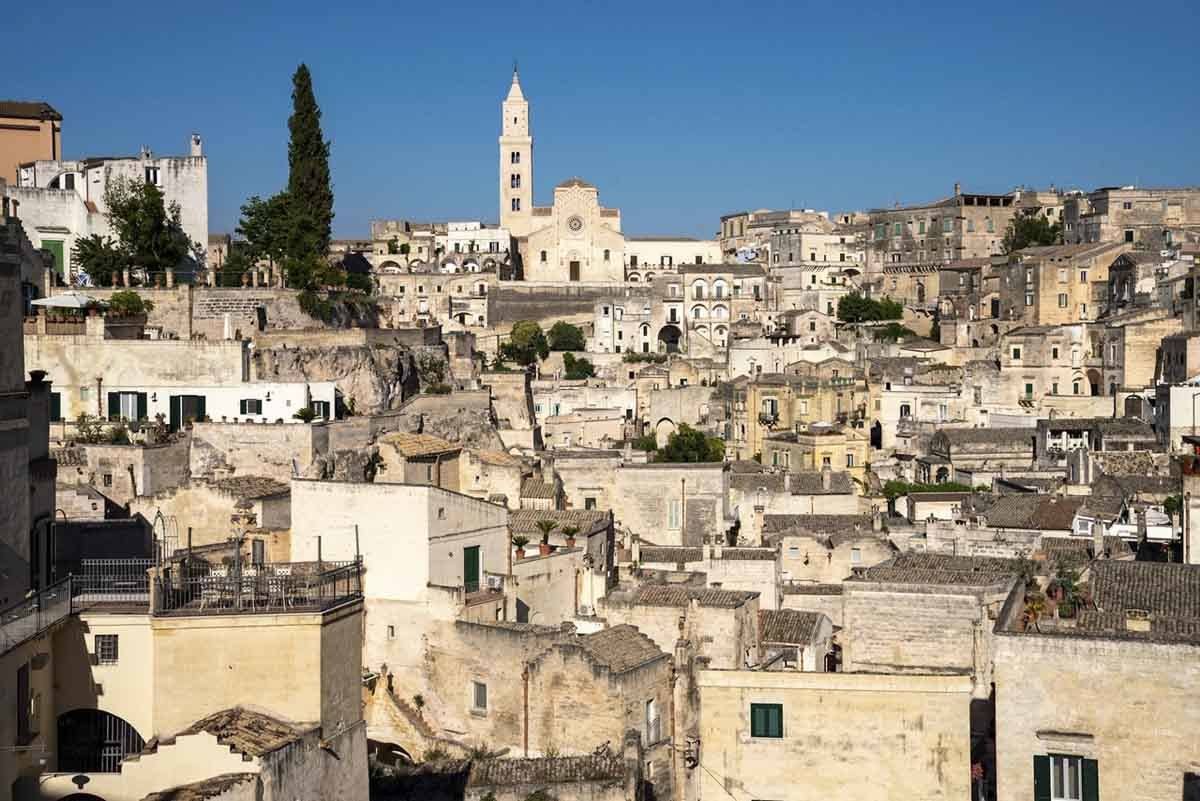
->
[286,63,333,260]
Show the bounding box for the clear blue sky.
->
[9,0,1200,239]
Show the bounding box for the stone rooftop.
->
[609,583,758,609]
[158,707,306,758]
[759,608,825,645]
[141,773,259,801]
[211,476,290,500]
[851,552,1023,587]
[762,514,877,545]
[509,509,610,538]
[520,477,558,500]
[983,494,1083,531]
[1040,535,1133,568]
[380,431,461,457]
[781,582,844,595]
[467,754,626,787]
[572,624,667,673]
[936,427,1037,447]
[639,546,775,563]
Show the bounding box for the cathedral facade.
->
[498,70,626,282]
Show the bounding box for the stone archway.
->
[1087,369,1102,397]
[655,418,676,448]
[58,709,146,774]
[657,324,682,353]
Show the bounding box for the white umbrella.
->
[31,292,103,309]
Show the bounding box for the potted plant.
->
[561,525,579,549]
[512,535,530,560]
[535,520,558,556]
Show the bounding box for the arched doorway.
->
[58,709,146,773]
[1086,369,1102,397]
[1124,396,1144,418]
[870,421,882,449]
[655,418,676,448]
[657,325,682,353]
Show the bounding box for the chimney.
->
[753,504,765,544]
[783,472,791,492]
[190,133,203,157]
[630,533,641,565]
[871,505,882,532]
[954,182,962,197]
[1092,514,1107,560]
[1136,506,1148,547]
[821,464,832,491]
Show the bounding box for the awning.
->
[31,291,101,309]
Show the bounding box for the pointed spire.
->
[506,64,525,102]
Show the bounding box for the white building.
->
[11,135,209,280]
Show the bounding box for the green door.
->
[169,394,207,430]
[463,546,480,593]
[42,240,64,276]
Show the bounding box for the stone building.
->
[375,431,463,491]
[0,100,62,183]
[12,135,208,279]
[996,242,1128,325]
[762,425,869,483]
[374,269,498,330]
[841,553,1021,694]
[757,608,834,671]
[1063,185,1200,249]
[599,582,760,670]
[998,323,1110,405]
[624,236,720,277]
[865,185,1017,285]
[992,560,1200,801]
[762,513,892,585]
[0,198,55,603]
[925,427,1036,484]
[728,465,861,537]
[695,670,972,801]
[633,542,779,609]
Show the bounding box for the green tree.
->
[236,192,291,270]
[836,292,904,323]
[71,234,127,287]
[104,177,196,275]
[656,423,724,463]
[548,321,586,351]
[562,352,595,380]
[632,433,658,452]
[107,290,154,317]
[500,321,549,366]
[875,321,916,342]
[1002,212,1062,254]
[286,63,334,260]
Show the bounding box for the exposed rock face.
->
[408,409,504,452]
[304,446,380,482]
[252,344,419,413]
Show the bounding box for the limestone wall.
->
[190,421,329,482]
[512,548,584,624]
[696,670,972,801]
[993,632,1200,801]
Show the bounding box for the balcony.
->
[0,577,74,654]
[758,412,779,427]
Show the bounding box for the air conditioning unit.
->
[486,575,503,591]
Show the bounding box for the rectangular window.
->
[850,547,862,564]
[645,699,661,743]
[1025,382,1034,398]
[1012,347,1022,360]
[1058,293,1068,308]
[472,681,488,712]
[1124,229,1134,243]
[387,625,395,639]
[511,151,520,164]
[943,218,953,233]
[585,497,597,510]
[251,538,265,566]
[239,398,263,415]
[846,453,854,467]
[1052,347,1059,359]
[144,166,160,185]
[1025,292,1034,306]
[1079,270,1087,283]
[668,500,681,529]
[95,634,119,665]
[750,703,783,738]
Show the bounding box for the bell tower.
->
[499,66,533,238]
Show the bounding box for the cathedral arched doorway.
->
[657,325,682,353]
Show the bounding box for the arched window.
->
[511,198,521,212]
[58,709,146,773]
[540,251,547,262]
[603,249,610,262]
[691,279,707,300]
[691,305,707,320]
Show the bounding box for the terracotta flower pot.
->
[565,536,576,548]
[515,547,526,560]
[538,542,552,556]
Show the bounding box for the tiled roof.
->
[789,471,855,495]
[468,755,626,787]
[1040,535,1132,568]
[521,477,558,499]
[211,476,289,500]
[640,546,703,564]
[729,472,786,493]
[574,624,667,673]
[509,509,609,537]
[759,609,825,644]
[721,548,777,561]
[142,773,259,801]
[1090,450,1164,477]
[1091,561,1200,620]
[475,449,522,467]
[619,584,758,609]
[762,514,876,547]
[936,427,1036,447]
[170,707,303,757]
[1093,473,1178,498]
[1078,495,1125,520]
[1041,417,1155,436]
[852,553,1022,587]
[380,431,461,457]
[678,263,767,276]
[781,582,844,595]
[0,100,62,121]
[984,494,1083,531]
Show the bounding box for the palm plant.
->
[534,520,558,554]
[561,525,580,547]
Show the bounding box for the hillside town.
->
[2,62,1200,801]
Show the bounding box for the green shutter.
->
[1033,755,1051,801]
[136,393,148,421]
[50,392,61,422]
[750,703,783,738]
[768,705,783,738]
[107,392,120,421]
[1081,758,1099,801]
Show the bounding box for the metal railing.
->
[0,577,74,654]
[76,558,154,605]
[154,559,362,615]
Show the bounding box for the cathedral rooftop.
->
[556,177,595,189]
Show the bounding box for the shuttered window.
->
[749,703,783,738]
[1035,754,1097,801]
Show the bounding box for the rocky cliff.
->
[251,343,420,413]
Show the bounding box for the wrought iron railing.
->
[76,558,154,604]
[154,559,362,615]
[0,577,74,654]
